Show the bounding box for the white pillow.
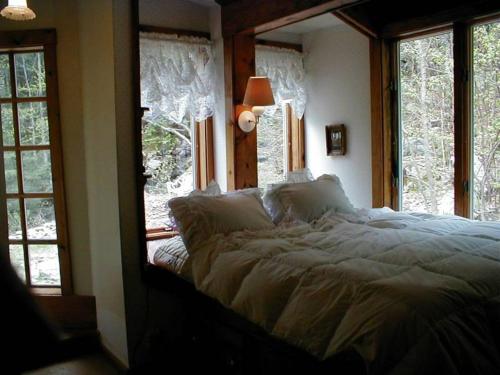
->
[286,168,314,183]
[264,174,355,223]
[188,180,221,196]
[168,189,275,253]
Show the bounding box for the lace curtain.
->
[256,45,307,119]
[140,32,215,123]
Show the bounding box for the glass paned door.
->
[399,32,455,215]
[0,49,62,288]
[472,21,499,221]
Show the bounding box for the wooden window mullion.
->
[453,22,472,218]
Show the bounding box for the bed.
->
[146,175,500,374]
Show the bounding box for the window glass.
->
[28,245,60,286]
[0,54,10,98]
[399,32,455,215]
[472,21,499,221]
[142,114,194,229]
[1,103,15,145]
[14,52,46,98]
[18,102,50,145]
[258,104,287,188]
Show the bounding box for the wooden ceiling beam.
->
[380,0,500,38]
[333,8,379,38]
[220,0,367,37]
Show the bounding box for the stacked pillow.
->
[168,172,355,253]
[264,174,355,223]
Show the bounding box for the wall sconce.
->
[238,76,275,133]
[1,0,36,21]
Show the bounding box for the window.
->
[139,27,215,243]
[472,20,499,221]
[255,43,306,188]
[392,18,499,220]
[398,31,455,215]
[0,31,71,294]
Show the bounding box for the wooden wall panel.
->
[232,34,257,189]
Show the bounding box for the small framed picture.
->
[325,124,346,156]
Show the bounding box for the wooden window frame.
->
[371,14,499,218]
[136,26,215,246]
[0,29,72,295]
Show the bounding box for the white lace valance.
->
[140,32,215,123]
[256,45,307,119]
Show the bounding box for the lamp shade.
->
[243,77,275,107]
[1,0,36,21]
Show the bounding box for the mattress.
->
[147,235,189,275]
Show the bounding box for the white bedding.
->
[184,208,500,374]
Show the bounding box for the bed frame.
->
[144,264,366,374]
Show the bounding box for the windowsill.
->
[31,287,62,296]
[146,230,178,241]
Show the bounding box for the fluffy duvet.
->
[182,209,500,374]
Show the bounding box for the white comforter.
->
[183,209,500,374]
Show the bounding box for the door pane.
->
[14,52,46,98]
[0,54,10,98]
[258,104,286,188]
[4,151,18,193]
[142,114,194,229]
[7,198,22,240]
[472,21,499,221]
[22,150,53,193]
[9,245,26,282]
[18,102,50,145]
[25,198,56,239]
[1,103,15,145]
[399,32,455,215]
[28,244,60,286]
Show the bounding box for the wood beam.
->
[232,34,257,189]
[220,0,366,37]
[381,0,500,38]
[256,39,303,53]
[333,9,379,38]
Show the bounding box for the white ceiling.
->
[273,13,343,35]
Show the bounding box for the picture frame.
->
[325,124,346,156]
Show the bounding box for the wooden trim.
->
[220,0,365,37]
[289,105,306,171]
[370,37,396,209]
[45,40,73,295]
[33,295,97,330]
[195,117,215,190]
[255,39,303,53]
[332,9,378,38]
[286,104,293,172]
[0,29,56,49]
[395,25,453,41]
[139,25,211,40]
[146,230,178,241]
[224,36,236,191]
[453,22,472,218]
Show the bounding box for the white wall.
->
[78,0,128,365]
[303,24,372,208]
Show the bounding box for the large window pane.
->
[18,102,50,145]
[28,245,60,286]
[0,54,10,98]
[22,150,53,193]
[142,115,194,229]
[399,32,455,215]
[7,198,22,240]
[9,245,26,282]
[14,52,46,98]
[25,198,56,240]
[4,151,18,193]
[472,21,499,221]
[1,103,15,145]
[258,104,286,188]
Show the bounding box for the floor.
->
[26,353,120,375]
